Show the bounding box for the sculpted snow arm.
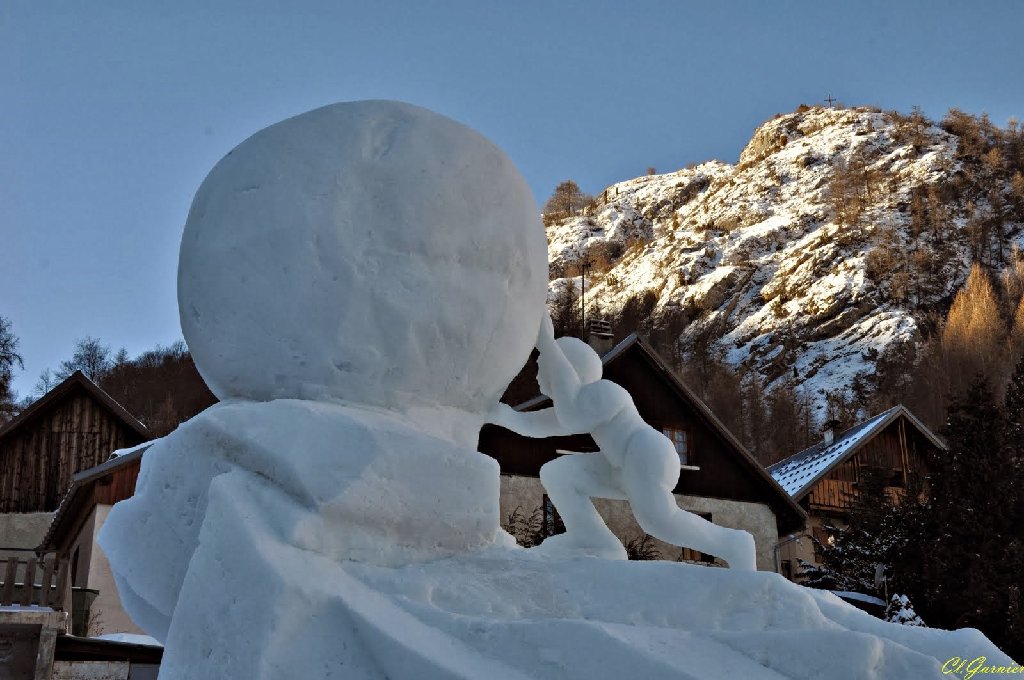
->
[485,401,581,438]
[535,312,583,406]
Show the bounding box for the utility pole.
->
[579,257,591,339]
[825,94,837,109]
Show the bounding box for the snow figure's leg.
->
[534,453,628,560]
[621,428,756,571]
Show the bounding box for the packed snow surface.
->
[178,100,548,411]
[101,398,1015,679]
[100,399,503,642]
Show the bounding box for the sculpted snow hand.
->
[489,313,757,569]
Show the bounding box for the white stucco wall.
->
[775,514,847,581]
[52,660,130,680]
[79,504,144,636]
[0,512,55,552]
[499,474,780,571]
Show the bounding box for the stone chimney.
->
[585,319,614,355]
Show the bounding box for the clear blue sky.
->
[3,1,1024,399]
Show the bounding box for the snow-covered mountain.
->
[546,105,1022,418]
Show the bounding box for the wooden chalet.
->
[0,371,150,513]
[479,333,806,568]
[767,405,945,579]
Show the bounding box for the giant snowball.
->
[179,101,548,412]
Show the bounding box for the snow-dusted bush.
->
[885,594,926,627]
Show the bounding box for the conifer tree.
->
[798,467,908,597]
[885,594,926,626]
[550,281,582,339]
[900,375,1023,661]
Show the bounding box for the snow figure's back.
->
[99,101,548,679]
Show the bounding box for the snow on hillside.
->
[546,106,1018,419]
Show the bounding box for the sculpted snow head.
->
[178,101,548,414]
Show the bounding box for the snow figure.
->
[98,100,548,678]
[489,314,756,569]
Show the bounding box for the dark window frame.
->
[661,425,694,467]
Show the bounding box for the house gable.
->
[0,372,150,513]
[768,405,944,512]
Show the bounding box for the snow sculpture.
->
[98,100,548,675]
[488,314,756,569]
[98,100,1015,679]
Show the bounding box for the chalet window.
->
[678,512,714,563]
[662,427,694,467]
[780,559,794,580]
[890,468,905,487]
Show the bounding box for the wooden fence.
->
[0,550,69,611]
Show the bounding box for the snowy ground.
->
[336,545,1015,679]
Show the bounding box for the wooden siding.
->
[93,456,143,507]
[0,389,146,513]
[807,415,933,513]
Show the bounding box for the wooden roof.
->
[0,371,150,444]
[38,443,152,552]
[767,404,945,502]
[512,333,806,531]
[55,634,163,664]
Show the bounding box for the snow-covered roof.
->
[767,405,944,500]
[831,591,886,606]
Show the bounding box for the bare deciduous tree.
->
[58,336,112,382]
[0,316,24,422]
[542,180,593,226]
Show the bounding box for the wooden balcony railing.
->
[0,550,70,612]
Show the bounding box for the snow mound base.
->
[99,399,502,642]
[161,480,1013,680]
